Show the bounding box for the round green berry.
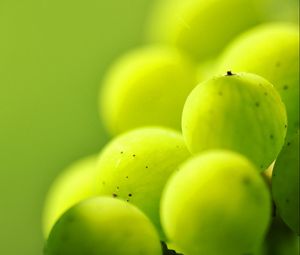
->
[272,131,299,235]
[96,127,190,238]
[42,155,98,237]
[100,46,197,135]
[161,150,271,255]
[218,23,299,141]
[146,0,265,61]
[182,72,287,171]
[45,197,162,255]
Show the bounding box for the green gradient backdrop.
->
[0,1,152,254]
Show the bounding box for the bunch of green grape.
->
[42,0,299,254]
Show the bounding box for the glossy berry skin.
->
[161,150,271,255]
[218,23,299,141]
[45,197,162,255]
[146,0,265,61]
[42,155,99,237]
[96,127,190,238]
[272,131,299,235]
[100,46,197,135]
[182,72,287,171]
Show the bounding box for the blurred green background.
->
[0,1,152,254]
[0,1,298,254]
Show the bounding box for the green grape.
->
[146,0,265,61]
[45,197,162,255]
[217,23,299,141]
[42,155,99,237]
[182,72,287,171]
[161,150,271,255]
[96,127,190,238]
[272,131,299,235]
[100,46,197,135]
